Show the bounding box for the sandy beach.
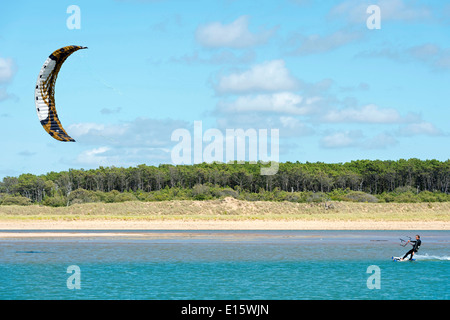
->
[0,198,448,236]
[0,219,448,238]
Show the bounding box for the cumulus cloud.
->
[73,146,171,167]
[364,132,398,149]
[320,130,364,149]
[68,117,189,148]
[320,130,398,149]
[217,92,319,115]
[398,121,444,137]
[196,16,277,49]
[278,116,315,137]
[75,147,111,166]
[215,112,314,139]
[214,60,300,94]
[321,104,420,124]
[66,118,191,167]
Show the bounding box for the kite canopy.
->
[35,45,87,142]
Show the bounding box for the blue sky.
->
[0,0,449,178]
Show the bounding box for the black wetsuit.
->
[402,239,421,260]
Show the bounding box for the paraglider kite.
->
[35,45,87,142]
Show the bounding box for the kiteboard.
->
[392,256,415,262]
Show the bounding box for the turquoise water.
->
[0,230,448,300]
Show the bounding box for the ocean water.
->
[0,230,448,300]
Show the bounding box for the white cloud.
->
[69,123,107,136]
[217,92,319,115]
[279,116,315,136]
[0,57,16,84]
[364,132,398,149]
[0,57,17,104]
[66,118,190,167]
[76,147,111,166]
[279,116,301,128]
[320,130,364,149]
[68,118,189,148]
[215,112,314,139]
[321,104,419,124]
[320,130,398,149]
[73,146,171,167]
[398,122,443,136]
[214,60,300,94]
[196,15,277,48]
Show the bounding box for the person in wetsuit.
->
[401,235,421,261]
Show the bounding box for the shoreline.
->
[0,219,448,235]
[1,199,448,234]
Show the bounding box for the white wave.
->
[414,253,450,261]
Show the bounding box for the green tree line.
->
[0,159,449,206]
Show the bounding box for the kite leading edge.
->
[35,45,87,142]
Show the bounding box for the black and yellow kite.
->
[35,45,87,142]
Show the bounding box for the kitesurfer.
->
[400,235,421,261]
